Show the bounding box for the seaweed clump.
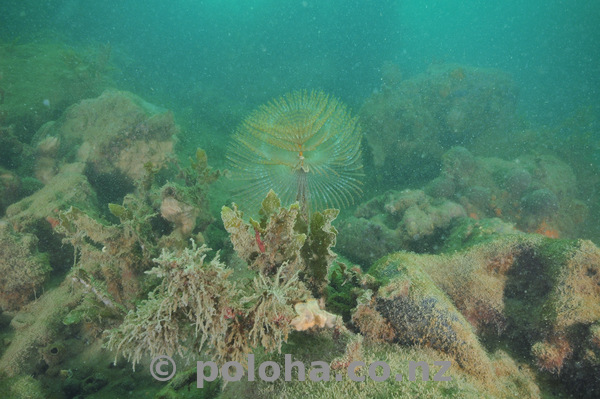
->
[106,191,341,369]
[105,242,237,368]
[54,147,221,313]
[157,148,221,247]
[57,199,156,310]
[221,189,339,298]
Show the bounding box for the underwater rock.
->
[424,175,457,199]
[337,189,466,265]
[464,185,492,210]
[31,89,177,186]
[0,125,25,170]
[221,329,540,398]
[367,235,600,396]
[33,135,60,184]
[0,167,21,216]
[442,145,478,177]
[546,109,600,243]
[440,216,521,253]
[154,366,221,398]
[4,90,184,287]
[0,282,82,378]
[502,167,532,197]
[82,373,109,394]
[5,164,99,236]
[424,147,588,239]
[336,216,399,267]
[360,63,518,186]
[61,377,83,398]
[0,375,46,399]
[351,301,396,343]
[0,169,44,217]
[40,341,66,368]
[368,254,494,380]
[521,188,559,216]
[0,222,51,311]
[0,42,114,144]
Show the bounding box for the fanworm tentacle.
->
[227,90,364,213]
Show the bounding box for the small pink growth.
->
[272,313,290,326]
[46,216,60,229]
[224,307,243,320]
[224,307,235,320]
[254,227,266,253]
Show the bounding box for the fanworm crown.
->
[227,90,363,213]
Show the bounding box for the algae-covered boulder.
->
[367,235,600,398]
[0,222,51,311]
[0,125,26,170]
[424,147,588,238]
[31,89,178,186]
[0,282,82,378]
[336,216,399,268]
[0,165,45,217]
[6,163,99,233]
[219,330,540,399]
[358,252,495,381]
[5,88,179,245]
[360,63,518,186]
[0,41,113,143]
[337,189,466,265]
[440,216,522,253]
[0,375,46,399]
[0,167,22,215]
